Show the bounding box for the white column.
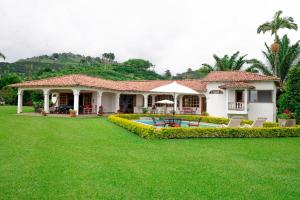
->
[151,95,156,106]
[143,94,149,108]
[115,93,120,113]
[179,95,183,110]
[43,89,50,113]
[198,95,202,114]
[96,90,102,113]
[244,89,248,112]
[17,89,23,114]
[225,89,229,113]
[73,89,80,115]
[174,93,178,113]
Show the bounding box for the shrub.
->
[108,114,296,139]
[278,64,300,124]
[108,115,157,139]
[158,127,300,139]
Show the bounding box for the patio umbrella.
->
[155,99,174,114]
[151,81,199,113]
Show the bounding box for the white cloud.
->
[0,0,299,74]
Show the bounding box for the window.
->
[182,95,199,107]
[155,95,174,107]
[249,90,272,103]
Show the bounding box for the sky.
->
[0,0,299,74]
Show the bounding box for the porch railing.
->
[228,102,245,111]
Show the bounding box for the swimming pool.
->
[134,119,220,128]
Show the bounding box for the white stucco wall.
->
[247,81,277,122]
[91,92,97,113]
[206,81,277,121]
[102,92,115,113]
[134,94,144,113]
[205,83,227,118]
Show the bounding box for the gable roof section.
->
[202,71,280,82]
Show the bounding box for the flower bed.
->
[108,114,300,139]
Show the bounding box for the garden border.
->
[108,114,300,139]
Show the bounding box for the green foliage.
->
[0,87,17,104]
[174,67,210,80]
[158,127,300,139]
[108,115,157,139]
[163,70,172,80]
[0,73,21,89]
[278,65,300,123]
[247,35,300,81]
[108,114,296,139]
[102,53,115,62]
[202,51,249,72]
[257,10,298,41]
[0,53,163,81]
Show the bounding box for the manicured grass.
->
[0,106,299,199]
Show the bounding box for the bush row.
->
[114,114,278,127]
[108,115,157,139]
[108,114,300,139]
[158,127,300,139]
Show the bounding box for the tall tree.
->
[257,10,298,51]
[164,70,172,80]
[0,52,5,60]
[257,10,298,80]
[247,35,300,81]
[202,51,248,71]
[102,53,115,62]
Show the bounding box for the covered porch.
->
[118,93,206,115]
[17,87,120,116]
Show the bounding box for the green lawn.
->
[0,106,299,200]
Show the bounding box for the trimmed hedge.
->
[108,115,157,139]
[158,127,300,139]
[108,114,300,139]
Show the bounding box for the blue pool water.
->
[134,119,219,128]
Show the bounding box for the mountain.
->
[0,53,163,81]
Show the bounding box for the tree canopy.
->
[202,51,248,71]
[247,35,300,81]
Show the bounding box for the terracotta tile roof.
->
[119,80,207,92]
[202,71,280,82]
[219,82,255,89]
[10,71,278,92]
[10,74,121,90]
[10,74,207,92]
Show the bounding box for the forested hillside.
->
[0,52,163,81]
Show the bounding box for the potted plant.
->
[98,106,104,116]
[278,109,296,127]
[69,109,77,117]
[142,107,149,114]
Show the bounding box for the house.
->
[10,71,280,121]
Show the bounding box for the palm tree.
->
[0,52,5,60]
[247,35,300,81]
[257,10,298,52]
[202,51,248,71]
